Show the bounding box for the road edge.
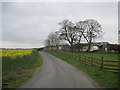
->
[19,53,44,88]
[45,52,103,88]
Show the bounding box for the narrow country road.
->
[22,51,95,88]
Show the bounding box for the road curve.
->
[22,51,95,88]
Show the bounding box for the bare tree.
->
[44,38,50,47]
[45,32,60,50]
[53,32,61,50]
[76,21,86,52]
[82,19,102,52]
[45,19,102,52]
[58,19,77,51]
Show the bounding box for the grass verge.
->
[2,50,43,88]
[46,51,118,88]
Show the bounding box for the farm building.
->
[44,42,120,52]
[107,44,120,52]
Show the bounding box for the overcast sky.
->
[1,2,118,48]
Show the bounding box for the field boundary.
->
[48,52,102,88]
[49,50,119,74]
[46,50,118,88]
[20,63,43,88]
[2,49,43,88]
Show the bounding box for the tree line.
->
[45,19,103,52]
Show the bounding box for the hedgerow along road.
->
[22,51,97,88]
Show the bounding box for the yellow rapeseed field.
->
[1,49,34,59]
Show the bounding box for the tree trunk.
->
[87,43,91,52]
[70,43,73,52]
[56,45,58,50]
[77,43,80,52]
[87,36,92,52]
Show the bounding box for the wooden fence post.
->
[101,57,103,70]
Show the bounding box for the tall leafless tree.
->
[44,38,50,47]
[45,32,60,50]
[76,21,86,52]
[82,19,102,52]
[53,32,61,50]
[45,19,102,52]
[58,19,77,51]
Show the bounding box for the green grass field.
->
[2,49,43,88]
[78,52,119,72]
[46,51,119,88]
[78,51,119,60]
[49,51,119,72]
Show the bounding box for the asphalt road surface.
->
[22,51,95,88]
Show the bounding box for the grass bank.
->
[46,51,118,88]
[2,49,43,88]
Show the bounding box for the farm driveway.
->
[22,51,95,88]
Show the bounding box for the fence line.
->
[51,50,119,74]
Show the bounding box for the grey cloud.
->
[2,2,118,48]
[0,2,2,44]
